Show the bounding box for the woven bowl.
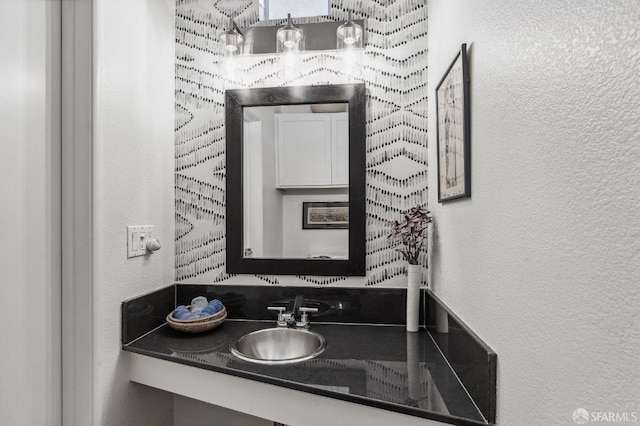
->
[166,306,227,333]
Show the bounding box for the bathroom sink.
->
[230,328,326,365]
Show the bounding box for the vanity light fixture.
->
[336,11,363,50]
[276,13,303,53]
[221,15,364,56]
[219,17,244,55]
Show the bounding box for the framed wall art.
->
[436,43,471,202]
[302,202,349,229]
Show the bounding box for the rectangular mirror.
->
[243,104,349,259]
[226,84,366,275]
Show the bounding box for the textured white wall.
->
[92,0,176,424]
[427,1,640,424]
[0,1,61,424]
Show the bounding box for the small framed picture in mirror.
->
[302,202,349,229]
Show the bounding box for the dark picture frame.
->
[436,43,471,202]
[302,202,349,229]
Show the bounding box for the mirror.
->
[243,103,349,259]
[226,83,366,276]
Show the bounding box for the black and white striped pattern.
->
[175,0,428,286]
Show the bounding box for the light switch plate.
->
[127,225,154,258]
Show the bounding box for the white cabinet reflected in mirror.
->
[242,104,349,260]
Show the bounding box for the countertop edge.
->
[125,349,488,426]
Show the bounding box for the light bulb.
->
[336,11,363,50]
[219,17,243,55]
[276,13,302,53]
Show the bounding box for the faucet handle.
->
[267,306,287,326]
[297,307,318,328]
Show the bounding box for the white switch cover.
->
[127,225,154,258]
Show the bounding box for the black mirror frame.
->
[226,83,366,276]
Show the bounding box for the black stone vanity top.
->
[122,285,496,426]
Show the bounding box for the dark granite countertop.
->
[122,285,495,426]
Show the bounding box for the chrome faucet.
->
[267,306,295,328]
[267,297,318,329]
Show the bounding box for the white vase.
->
[406,264,421,332]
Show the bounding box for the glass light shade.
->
[219,18,244,54]
[276,14,302,53]
[337,12,363,50]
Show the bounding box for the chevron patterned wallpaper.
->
[175,0,428,286]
